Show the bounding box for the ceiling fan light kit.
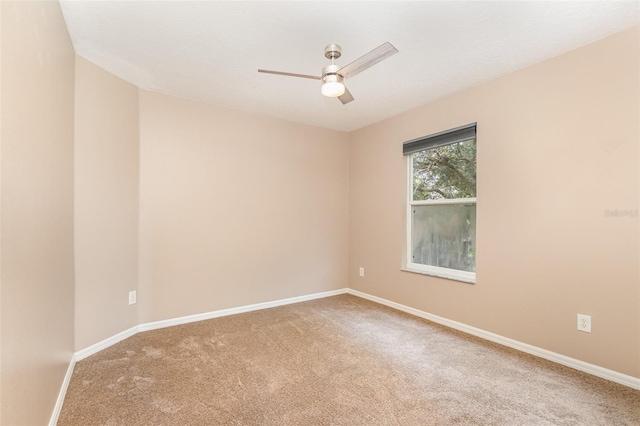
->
[259,42,398,105]
[321,80,345,97]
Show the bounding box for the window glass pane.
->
[412,139,476,201]
[411,203,476,272]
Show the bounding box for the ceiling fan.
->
[258,42,398,105]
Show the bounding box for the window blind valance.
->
[403,123,476,155]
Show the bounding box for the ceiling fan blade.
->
[337,42,398,80]
[338,86,354,105]
[258,69,321,80]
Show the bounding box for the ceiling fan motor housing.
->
[322,64,343,84]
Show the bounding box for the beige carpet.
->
[59,295,639,425]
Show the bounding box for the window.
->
[403,123,477,283]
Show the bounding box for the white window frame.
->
[405,154,476,283]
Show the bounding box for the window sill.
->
[401,267,476,284]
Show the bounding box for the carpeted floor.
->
[59,295,640,425]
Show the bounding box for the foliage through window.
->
[405,124,476,282]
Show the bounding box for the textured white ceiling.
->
[60,1,639,132]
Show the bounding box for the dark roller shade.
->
[403,123,476,155]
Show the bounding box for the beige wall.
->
[138,90,349,323]
[0,1,76,424]
[74,56,139,350]
[349,27,640,378]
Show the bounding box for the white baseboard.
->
[138,288,348,333]
[75,325,139,361]
[347,288,640,390]
[49,354,76,426]
[76,288,349,360]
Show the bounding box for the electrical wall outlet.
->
[577,314,591,333]
[359,267,365,277]
[129,290,137,305]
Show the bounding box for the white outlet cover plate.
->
[577,314,591,333]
